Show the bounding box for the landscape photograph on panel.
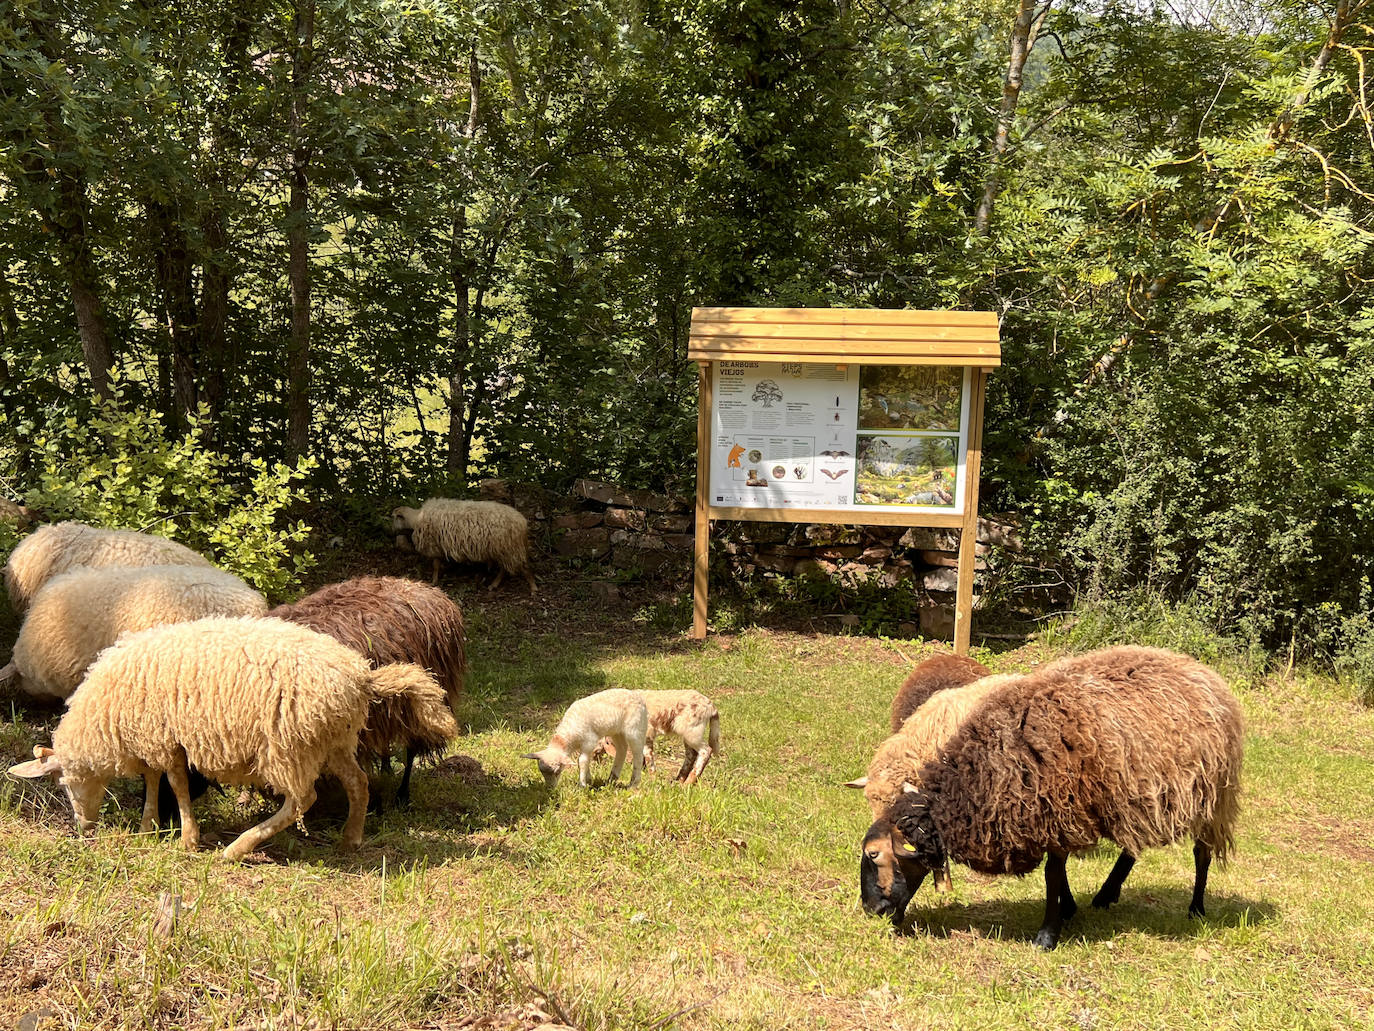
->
[857,365,964,432]
[854,434,959,507]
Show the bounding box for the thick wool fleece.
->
[11,565,267,701]
[57,616,448,804]
[863,674,1021,817]
[396,499,531,577]
[889,653,991,732]
[918,646,1244,876]
[269,576,466,759]
[4,521,212,612]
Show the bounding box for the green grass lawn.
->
[3,598,1373,1030]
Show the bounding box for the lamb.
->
[3,520,213,613]
[524,688,647,789]
[846,674,1021,818]
[7,615,455,861]
[888,653,991,732]
[596,689,722,785]
[391,498,536,593]
[268,575,466,806]
[858,646,1244,950]
[0,565,267,701]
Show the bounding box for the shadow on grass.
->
[904,887,1277,947]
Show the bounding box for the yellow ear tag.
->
[901,843,917,852]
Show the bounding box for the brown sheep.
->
[269,576,466,806]
[889,653,991,732]
[860,646,1244,950]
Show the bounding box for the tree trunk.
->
[285,0,316,463]
[446,47,483,478]
[973,0,1048,237]
[149,200,201,426]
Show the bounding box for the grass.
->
[3,587,1374,1030]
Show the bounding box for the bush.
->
[15,397,315,599]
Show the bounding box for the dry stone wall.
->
[478,478,1025,637]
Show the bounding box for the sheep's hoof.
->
[1092,889,1119,909]
[1187,902,1206,919]
[1032,928,1060,951]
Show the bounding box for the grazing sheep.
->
[596,689,722,784]
[269,575,466,806]
[846,674,1021,817]
[391,498,536,593]
[524,688,647,789]
[3,521,212,613]
[7,616,455,860]
[859,646,1244,950]
[0,565,267,702]
[889,653,991,732]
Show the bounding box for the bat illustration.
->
[819,449,851,458]
[820,468,849,480]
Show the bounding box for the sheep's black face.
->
[860,818,929,927]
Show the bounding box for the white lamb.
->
[7,615,454,861]
[596,689,722,785]
[523,688,647,789]
[391,498,536,593]
[1,564,268,701]
[3,520,213,613]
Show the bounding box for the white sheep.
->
[7,615,455,860]
[523,688,647,789]
[3,521,213,613]
[392,498,536,593]
[596,689,722,785]
[0,565,268,701]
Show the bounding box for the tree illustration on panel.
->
[751,380,783,407]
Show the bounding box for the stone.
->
[555,527,611,560]
[612,545,681,575]
[664,534,695,551]
[604,507,647,531]
[897,526,961,552]
[922,568,959,592]
[814,545,864,561]
[977,515,1022,549]
[553,511,604,530]
[799,523,863,546]
[860,546,892,563]
[754,552,797,574]
[573,479,687,513]
[920,549,960,569]
[794,558,840,578]
[919,604,955,639]
[650,512,692,534]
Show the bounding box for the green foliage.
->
[21,392,316,598]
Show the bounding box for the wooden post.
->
[953,370,988,655]
[691,361,713,640]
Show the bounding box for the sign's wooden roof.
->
[687,307,1000,367]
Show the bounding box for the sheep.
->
[7,615,455,861]
[268,575,466,806]
[889,653,991,732]
[0,565,267,702]
[391,498,536,593]
[595,689,722,784]
[3,520,213,613]
[524,688,647,789]
[846,674,1022,817]
[858,646,1244,950]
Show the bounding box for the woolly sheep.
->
[8,616,455,860]
[859,646,1244,950]
[889,653,991,732]
[524,688,647,789]
[846,674,1022,818]
[0,565,267,702]
[3,521,212,613]
[269,575,466,806]
[392,498,536,593]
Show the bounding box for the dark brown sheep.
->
[860,646,1244,950]
[888,653,991,732]
[269,576,467,806]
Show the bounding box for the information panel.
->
[708,361,971,515]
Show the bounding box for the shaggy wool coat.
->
[889,653,991,732]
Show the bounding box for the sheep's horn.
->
[843,776,868,789]
[0,662,16,684]
[901,781,918,794]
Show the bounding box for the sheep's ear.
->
[9,751,63,778]
[843,776,868,789]
[901,781,918,794]
[521,752,543,761]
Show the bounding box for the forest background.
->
[1,0,1371,679]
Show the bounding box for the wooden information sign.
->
[689,307,1000,653]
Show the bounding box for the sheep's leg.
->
[676,747,697,783]
[523,568,537,595]
[1033,850,1076,951]
[221,790,309,862]
[139,770,160,835]
[394,746,417,808]
[683,744,712,787]
[488,568,506,591]
[1188,841,1212,918]
[627,734,644,788]
[329,750,370,852]
[578,752,592,787]
[165,759,201,851]
[643,734,657,773]
[608,735,627,785]
[1092,850,1137,909]
[430,557,442,584]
